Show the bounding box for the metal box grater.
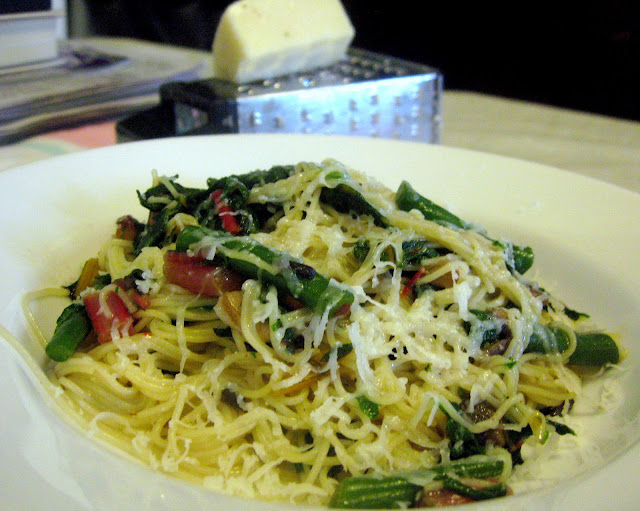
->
[158,48,443,144]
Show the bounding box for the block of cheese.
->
[212,0,355,83]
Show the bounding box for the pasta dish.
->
[25,159,620,508]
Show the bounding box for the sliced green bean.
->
[329,476,421,509]
[328,457,505,509]
[438,475,507,500]
[175,225,354,316]
[427,457,504,479]
[525,324,619,366]
[395,180,467,229]
[394,180,534,274]
[45,302,91,362]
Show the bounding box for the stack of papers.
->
[0,37,211,144]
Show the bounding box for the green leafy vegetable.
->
[320,165,388,227]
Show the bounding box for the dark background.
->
[0,0,51,13]
[75,1,640,121]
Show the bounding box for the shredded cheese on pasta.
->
[27,159,607,506]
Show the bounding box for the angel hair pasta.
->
[27,159,620,508]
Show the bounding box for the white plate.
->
[0,134,638,511]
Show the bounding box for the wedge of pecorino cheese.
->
[212,0,355,83]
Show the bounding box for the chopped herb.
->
[356,395,379,420]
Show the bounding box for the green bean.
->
[428,457,504,479]
[395,180,467,229]
[329,476,421,509]
[45,302,91,362]
[328,457,505,509]
[394,180,534,274]
[175,225,354,316]
[438,475,508,500]
[525,324,619,366]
